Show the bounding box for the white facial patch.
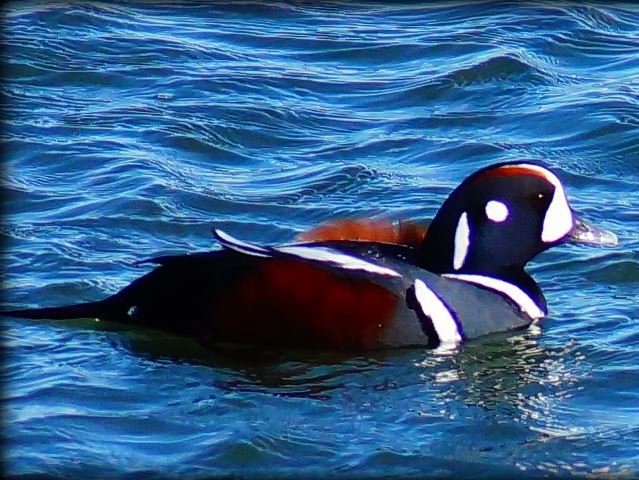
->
[508,164,573,243]
[453,212,470,271]
[277,245,401,277]
[443,273,546,320]
[413,279,462,344]
[485,200,509,223]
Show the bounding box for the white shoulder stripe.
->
[413,279,462,344]
[214,229,271,257]
[277,245,401,277]
[442,273,545,319]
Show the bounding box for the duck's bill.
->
[569,215,618,246]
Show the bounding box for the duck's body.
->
[2,162,617,350]
[5,236,535,349]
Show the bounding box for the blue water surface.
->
[2,1,639,478]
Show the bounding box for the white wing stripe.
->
[277,246,401,277]
[214,230,401,277]
[214,229,271,257]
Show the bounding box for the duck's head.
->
[417,161,617,279]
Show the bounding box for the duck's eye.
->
[530,192,548,209]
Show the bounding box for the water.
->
[2,1,639,478]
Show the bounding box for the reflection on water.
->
[93,319,630,477]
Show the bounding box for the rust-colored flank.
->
[296,217,427,248]
[210,258,397,348]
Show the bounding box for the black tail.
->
[1,298,127,321]
[2,248,243,335]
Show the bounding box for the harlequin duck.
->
[2,162,617,349]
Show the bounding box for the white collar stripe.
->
[413,279,463,344]
[442,273,545,319]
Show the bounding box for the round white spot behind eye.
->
[485,200,509,223]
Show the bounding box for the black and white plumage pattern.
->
[212,229,540,348]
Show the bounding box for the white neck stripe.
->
[453,212,470,270]
[413,279,463,344]
[442,273,545,319]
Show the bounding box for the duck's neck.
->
[416,235,547,316]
